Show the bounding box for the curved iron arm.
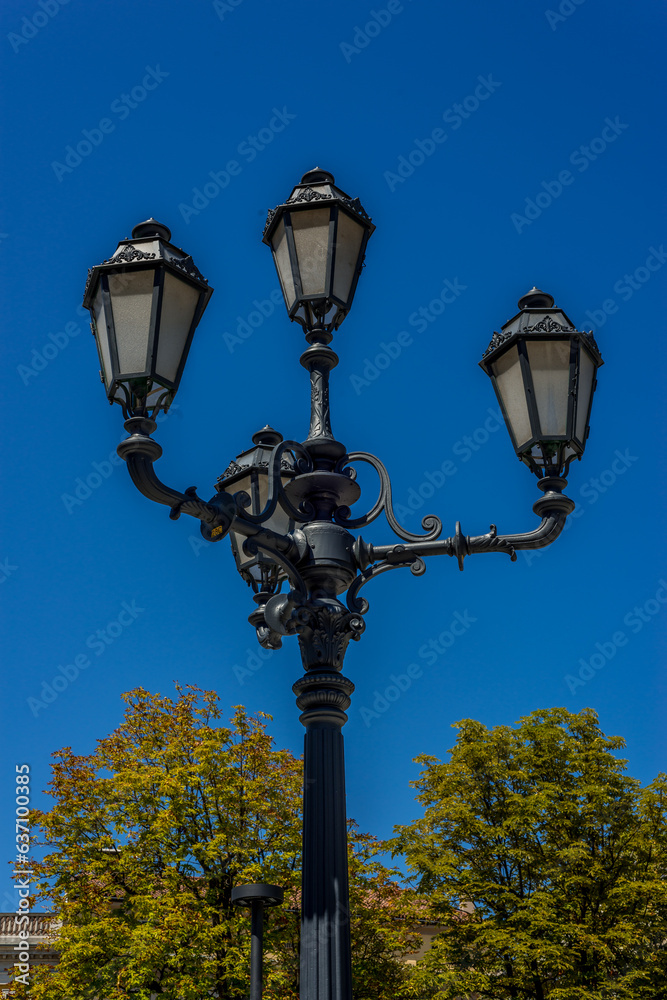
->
[117,417,225,522]
[333,451,442,542]
[355,477,575,574]
[347,549,426,615]
[116,417,303,559]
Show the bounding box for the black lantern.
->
[480,288,603,476]
[262,168,375,334]
[215,427,296,590]
[83,219,213,415]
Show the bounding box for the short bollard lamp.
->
[231,883,284,1000]
[83,168,603,1000]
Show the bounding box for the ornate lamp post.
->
[83,169,603,1000]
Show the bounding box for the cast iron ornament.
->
[114,302,579,663]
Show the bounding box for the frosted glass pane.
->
[271,219,296,310]
[575,347,596,444]
[291,209,330,296]
[156,272,200,383]
[333,211,364,304]
[264,475,293,537]
[93,284,113,388]
[223,471,253,569]
[108,270,154,375]
[493,346,532,449]
[526,340,570,436]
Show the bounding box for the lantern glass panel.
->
[271,219,296,311]
[575,345,596,445]
[291,209,330,296]
[256,473,294,538]
[332,211,365,304]
[525,340,571,436]
[108,270,154,374]
[93,283,113,388]
[226,471,294,576]
[492,345,532,449]
[227,472,254,571]
[155,271,201,383]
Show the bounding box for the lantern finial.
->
[131,219,172,241]
[251,425,283,447]
[300,167,335,185]
[518,287,554,310]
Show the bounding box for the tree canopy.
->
[11,686,424,999]
[391,707,667,999]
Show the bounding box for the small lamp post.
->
[231,883,284,1000]
[83,169,604,1000]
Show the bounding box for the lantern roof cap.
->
[300,167,335,185]
[263,167,374,247]
[251,425,283,446]
[83,219,212,311]
[131,218,172,241]
[518,287,555,310]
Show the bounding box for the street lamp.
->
[83,168,603,1000]
[262,167,375,335]
[83,218,213,416]
[231,883,284,1000]
[479,286,602,476]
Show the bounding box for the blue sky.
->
[1,0,665,909]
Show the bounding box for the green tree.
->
[10,686,424,999]
[347,825,426,999]
[391,707,667,1000]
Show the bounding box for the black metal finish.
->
[89,183,603,1000]
[232,883,284,999]
[262,168,375,335]
[480,287,603,478]
[83,219,213,417]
